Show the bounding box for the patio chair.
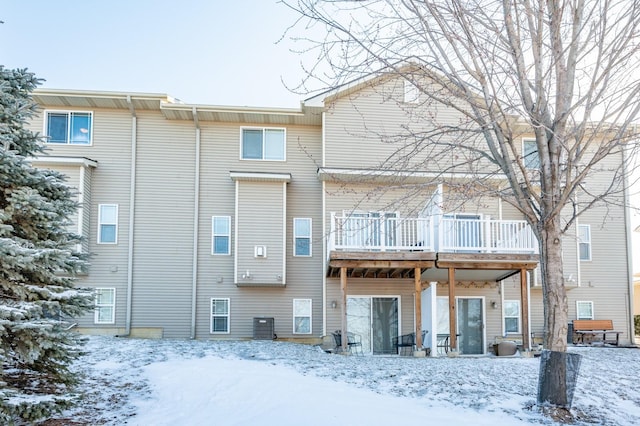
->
[332,330,363,355]
[393,332,415,356]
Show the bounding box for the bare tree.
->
[284,0,640,408]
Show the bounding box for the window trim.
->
[94,288,116,324]
[293,218,312,257]
[293,298,312,334]
[240,127,286,161]
[578,224,592,261]
[98,204,118,244]
[212,216,231,255]
[522,138,540,170]
[43,110,93,145]
[503,300,521,334]
[210,298,230,334]
[576,301,594,320]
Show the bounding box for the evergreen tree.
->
[0,67,93,422]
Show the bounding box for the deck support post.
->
[340,266,348,352]
[448,267,457,351]
[414,268,422,349]
[520,268,530,350]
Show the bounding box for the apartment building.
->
[27,73,635,354]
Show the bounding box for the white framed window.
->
[503,300,521,334]
[293,298,312,334]
[95,288,115,324]
[576,301,594,320]
[578,224,591,261]
[98,204,118,244]
[293,218,312,256]
[212,216,231,255]
[45,111,93,145]
[403,80,419,103]
[241,127,286,160]
[210,298,230,333]
[523,139,540,169]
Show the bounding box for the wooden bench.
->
[572,319,621,346]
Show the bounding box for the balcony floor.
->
[327,251,436,279]
[327,251,538,282]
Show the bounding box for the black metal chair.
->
[332,330,363,355]
[393,332,416,356]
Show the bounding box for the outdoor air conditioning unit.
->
[253,317,275,340]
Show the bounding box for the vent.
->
[254,245,267,258]
[253,317,275,340]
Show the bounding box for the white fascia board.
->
[317,167,508,183]
[229,171,291,183]
[28,156,98,168]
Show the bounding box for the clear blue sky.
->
[1,0,311,107]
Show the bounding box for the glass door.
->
[372,297,398,354]
[347,296,399,354]
[456,297,484,354]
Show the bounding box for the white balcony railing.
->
[330,213,434,252]
[439,217,537,253]
[329,214,538,254]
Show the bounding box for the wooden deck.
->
[326,251,436,279]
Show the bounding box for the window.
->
[403,80,419,103]
[212,216,231,255]
[95,288,115,324]
[294,218,312,256]
[578,224,591,261]
[98,204,118,244]
[211,298,230,333]
[523,139,540,169]
[576,301,594,320]
[241,127,285,160]
[503,300,521,334]
[293,299,312,334]
[45,111,92,144]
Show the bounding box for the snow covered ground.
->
[43,336,640,425]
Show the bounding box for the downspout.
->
[190,107,201,339]
[321,110,327,337]
[122,95,137,337]
[622,145,635,344]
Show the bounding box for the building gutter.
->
[122,95,137,337]
[190,108,201,339]
[623,145,636,343]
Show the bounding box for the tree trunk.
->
[540,215,568,352]
[537,215,581,407]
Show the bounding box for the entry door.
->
[456,297,484,354]
[347,297,399,354]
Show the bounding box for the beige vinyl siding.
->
[80,110,133,330]
[81,166,92,254]
[130,111,196,338]
[323,77,471,170]
[30,108,134,330]
[236,181,285,285]
[195,123,323,339]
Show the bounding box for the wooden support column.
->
[520,268,530,350]
[448,267,457,351]
[414,268,422,349]
[340,267,348,352]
